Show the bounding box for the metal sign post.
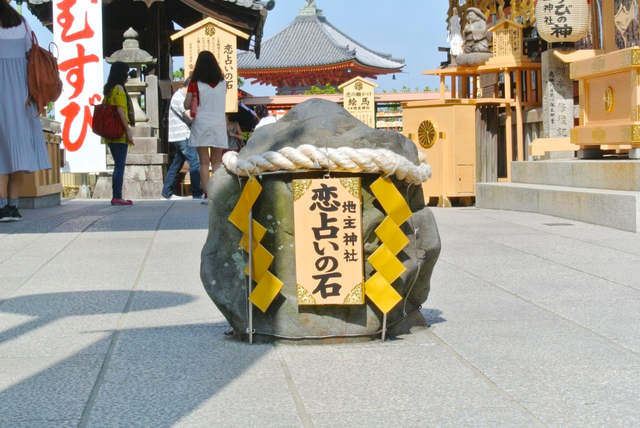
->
[381,313,387,342]
[248,208,254,345]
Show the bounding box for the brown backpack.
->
[23,21,63,116]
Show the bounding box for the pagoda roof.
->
[238,4,405,71]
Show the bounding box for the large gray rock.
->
[201,99,441,341]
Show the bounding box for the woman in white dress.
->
[184,51,227,195]
[0,1,50,222]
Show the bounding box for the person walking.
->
[0,2,51,222]
[184,51,227,197]
[101,61,134,206]
[162,78,204,200]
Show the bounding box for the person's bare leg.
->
[8,171,25,200]
[197,147,211,192]
[0,174,8,199]
[211,148,223,174]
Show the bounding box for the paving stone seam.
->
[438,257,640,361]
[474,209,640,263]
[77,202,174,428]
[0,205,129,309]
[273,344,315,428]
[424,327,549,427]
[438,221,640,295]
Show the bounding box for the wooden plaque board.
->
[339,77,379,128]
[172,18,250,113]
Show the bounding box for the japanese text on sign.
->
[182,22,238,113]
[54,0,106,172]
[539,0,574,39]
[293,178,364,305]
[340,78,377,128]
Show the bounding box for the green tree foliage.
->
[172,68,184,81]
[303,84,341,94]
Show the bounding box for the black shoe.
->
[9,206,22,222]
[0,206,11,222]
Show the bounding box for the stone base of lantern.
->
[93,126,167,200]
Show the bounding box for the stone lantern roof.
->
[106,28,156,66]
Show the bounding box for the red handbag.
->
[92,103,126,140]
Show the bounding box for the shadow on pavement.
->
[0,291,273,425]
[421,308,446,326]
[0,290,194,346]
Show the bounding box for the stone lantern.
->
[106,28,156,125]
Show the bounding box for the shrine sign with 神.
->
[54,0,106,173]
[171,18,250,113]
[338,77,379,128]
[293,178,365,305]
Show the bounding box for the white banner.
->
[53,0,105,173]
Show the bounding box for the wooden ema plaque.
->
[293,178,364,305]
[570,48,640,150]
[338,77,379,128]
[171,18,250,113]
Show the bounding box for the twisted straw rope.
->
[222,145,432,185]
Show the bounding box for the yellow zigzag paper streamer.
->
[365,177,412,314]
[228,179,283,313]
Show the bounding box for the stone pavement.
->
[1,200,639,427]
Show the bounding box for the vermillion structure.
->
[238,1,405,94]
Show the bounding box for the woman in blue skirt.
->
[0,1,50,222]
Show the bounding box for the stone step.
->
[128,137,161,154]
[511,160,640,191]
[476,182,640,233]
[107,153,168,166]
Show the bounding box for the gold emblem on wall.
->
[418,120,438,149]
[205,24,216,36]
[603,87,614,113]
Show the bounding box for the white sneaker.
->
[163,195,183,200]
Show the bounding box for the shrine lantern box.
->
[402,101,476,202]
[570,47,640,151]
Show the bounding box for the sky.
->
[18,0,451,95]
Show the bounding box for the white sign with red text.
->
[54,0,106,173]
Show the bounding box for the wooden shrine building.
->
[238,1,405,94]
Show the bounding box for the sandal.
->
[111,198,133,206]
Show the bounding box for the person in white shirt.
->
[254,105,277,129]
[161,78,203,200]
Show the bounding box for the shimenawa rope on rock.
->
[222,144,432,185]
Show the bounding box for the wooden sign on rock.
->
[293,178,364,305]
[171,18,250,113]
